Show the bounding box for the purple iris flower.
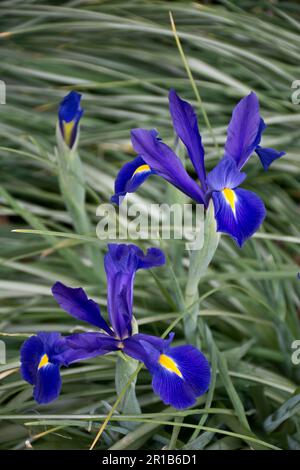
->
[20,244,210,409]
[58,91,84,149]
[20,332,69,404]
[111,90,285,247]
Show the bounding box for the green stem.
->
[184,203,220,345]
[56,143,104,282]
[115,317,141,429]
[115,353,141,430]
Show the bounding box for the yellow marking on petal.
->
[159,354,183,378]
[63,121,74,147]
[222,188,236,212]
[38,353,49,370]
[133,164,151,176]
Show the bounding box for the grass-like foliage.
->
[0,0,300,450]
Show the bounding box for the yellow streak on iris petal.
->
[63,121,74,146]
[159,354,183,378]
[222,188,236,212]
[38,353,49,370]
[133,164,151,175]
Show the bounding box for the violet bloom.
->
[20,244,210,409]
[112,91,285,247]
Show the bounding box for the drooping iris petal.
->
[111,156,154,205]
[63,332,119,364]
[51,282,113,335]
[206,157,246,191]
[131,128,205,204]
[153,345,210,409]
[169,89,206,188]
[20,332,68,404]
[20,330,120,404]
[58,91,84,149]
[125,337,210,410]
[33,363,62,404]
[255,146,286,171]
[37,331,67,359]
[104,244,165,339]
[152,366,196,409]
[20,335,44,385]
[212,187,266,247]
[224,92,262,169]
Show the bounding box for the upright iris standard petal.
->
[111,156,154,205]
[33,363,62,404]
[105,244,140,339]
[20,332,67,404]
[104,244,165,339]
[131,128,205,204]
[212,187,266,247]
[51,281,113,335]
[255,146,286,171]
[169,89,206,188]
[58,91,83,149]
[224,92,261,169]
[124,334,210,410]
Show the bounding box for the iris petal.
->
[152,368,196,409]
[123,333,174,363]
[124,334,210,410]
[105,244,165,339]
[20,335,44,385]
[169,89,206,188]
[224,92,261,169]
[58,91,82,122]
[111,156,154,205]
[206,157,246,191]
[166,345,211,397]
[51,282,113,335]
[131,128,205,204]
[212,187,266,247]
[255,146,285,171]
[63,332,119,364]
[33,363,62,404]
[20,332,68,404]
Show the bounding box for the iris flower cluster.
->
[21,244,210,409]
[112,90,285,247]
[20,89,285,411]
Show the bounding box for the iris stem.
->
[168,416,184,450]
[56,143,105,282]
[169,11,219,154]
[115,353,141,428]
[89,363,143,450]
[184,202,220,345]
